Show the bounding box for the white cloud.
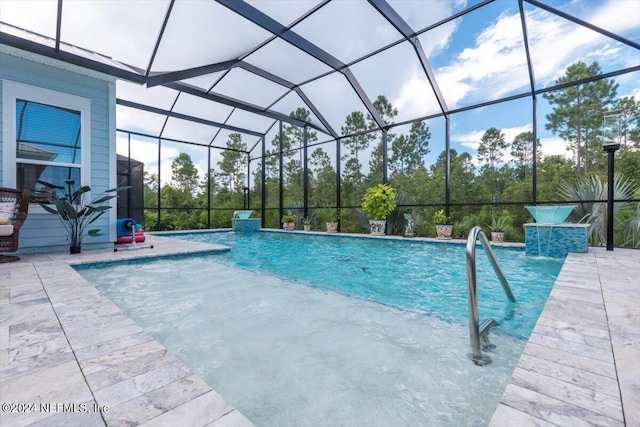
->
[590,0,640,44]
[431,10,531,107]
[454,129,487,152]
[452,124,571,166]
[455,125,532,152]
[116,136,178,170]
[540,136,571,159]
[526,0,639,85]
[393,72,443,120]
[418,0,640,109]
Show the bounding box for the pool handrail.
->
[466,226,516,365]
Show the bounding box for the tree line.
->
[140,61,639,247]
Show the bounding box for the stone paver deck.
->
[490,247,639,427]
[1,234,253,427]
[1,231,638,426]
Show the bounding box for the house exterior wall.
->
[0,51,117,253]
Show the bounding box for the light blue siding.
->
[1,52,116,253]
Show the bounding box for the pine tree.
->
[366,95,398,184]
[341,111,371,193]
[389,120,430,176]
[171,152,200,194]
[218,133,247,193]
[478,127,507,170]
[510,131,541,179]
[543,61,618,177]
[612,97,640,148]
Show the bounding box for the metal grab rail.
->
[466,226,516,365]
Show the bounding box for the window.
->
[2,80,91,201]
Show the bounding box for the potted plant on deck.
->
[321,208,340,233]
[362,183,397,236]
[302,216,312,232]
[282,212,296,231]
[35,179,129,253]
[488,214,508,243]
[433,209,453,240]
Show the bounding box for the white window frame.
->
[2,79,91,211]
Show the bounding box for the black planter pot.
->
[70,245,81,254]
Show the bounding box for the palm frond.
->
[558,174,637,246]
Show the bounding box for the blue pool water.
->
[77,231,564,426]
[169,231,562,339]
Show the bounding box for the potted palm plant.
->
[362,183,397,236]
[35,179,129,253]
[302,216,312,232]
[488,214,508,243]
[433,209,453,239]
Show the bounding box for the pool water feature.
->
[77,232,563,426]
[232,211,260,232]
[233,210,253,219]
[526,205,576,224]
[524,206,589,257]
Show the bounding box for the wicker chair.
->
[0,187,30,262]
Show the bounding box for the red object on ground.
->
[115,230,145,244]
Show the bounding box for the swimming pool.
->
[171,231,561,339]
[77,232,563,426]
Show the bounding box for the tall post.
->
[156,137,162,231]
[603,142,620,251]
[336,138,341,232]
[532,96,538,205]
[445,116,451,217]
[261,136,266,228]
[246,153,251,210]
[279,121,284,228]
[303,126,309,220]
[602,111,621,251]
[207,148,211,228]
[382,129,388,184]
[127,133,132,219]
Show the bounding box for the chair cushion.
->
[0,201,16,222]
[0,224,14,236]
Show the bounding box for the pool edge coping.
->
[489,247,639,427]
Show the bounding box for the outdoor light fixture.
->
[242,186,250,210]
[602,111,622,251]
